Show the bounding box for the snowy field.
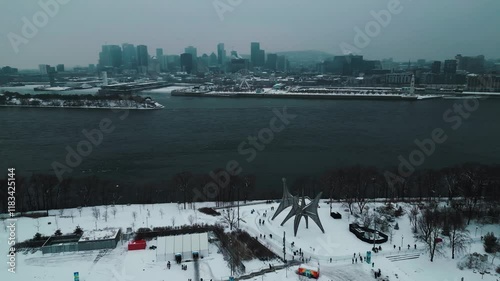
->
[1,201,499,281]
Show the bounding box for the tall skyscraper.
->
[38,64,49,74]
[217,43,226,65]
[99,45,122,68]
[180,53,193,74]
[122,43,137,69]
[277,55,289,72]
[444,59,457,74]
[156,48,164,59]
[431,61,441,74]
[156,48,167,72]
[209,52,218,66]
[137,45,149,67]
[251,42,260,67]
[258,49,266,67]
[266,54,278,71]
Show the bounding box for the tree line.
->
[1,162,499,214]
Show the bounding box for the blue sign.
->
[366,251,372,264]
[74,272,79,281]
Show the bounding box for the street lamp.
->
[401,235,404,249]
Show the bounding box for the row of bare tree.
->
[0,163,499,213]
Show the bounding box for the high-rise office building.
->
[456,54,485,73]
[184,46,197,60]
[122,43,137,69]
[266,54,278,71]
[277,55,289,72]
[156,48,164,59]
[209,52,218,66]
[444,59,457,74]
[431,61,441,74]
[180,53,193,74]
[137,45,149,67]
[251,42,260,67]
[99,45,122,68]
[184,46,197,72]
[56,64,65,72]
[39,64,49,74]
[217,43,226,65]
[156,48,167,72]
[258,49,266,67]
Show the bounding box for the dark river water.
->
[1,86,499,191]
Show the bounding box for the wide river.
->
[1,86,499,192]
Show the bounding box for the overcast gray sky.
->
[1,0,499,69]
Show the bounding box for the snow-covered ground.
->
[1,201,499,281]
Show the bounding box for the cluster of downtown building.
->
[95,42,289,76]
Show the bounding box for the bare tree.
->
[111,207,117,219]
[459,165,485,225]
[447,209,470,259]
[103,209,108,222]
[91,207,100,229]
[417,207,442,262]
[171,216,176,227]
[173,171,193,209]
[34,220,40,232]
[132,211,137,221]
[78,207,82,217]
[69,210,74,223]
[408,204,420,234]
[59,209,65,216]
[91,207,101,220]
[159,208,164,219]
[442,167,460,203]
[221,208,238,230]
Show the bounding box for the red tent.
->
[128,240,147,251]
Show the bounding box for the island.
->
[0,91,164,110]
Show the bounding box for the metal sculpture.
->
[272,178,325,236]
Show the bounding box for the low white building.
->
[156,233,209,262]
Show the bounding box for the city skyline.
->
[1,0,500,69]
